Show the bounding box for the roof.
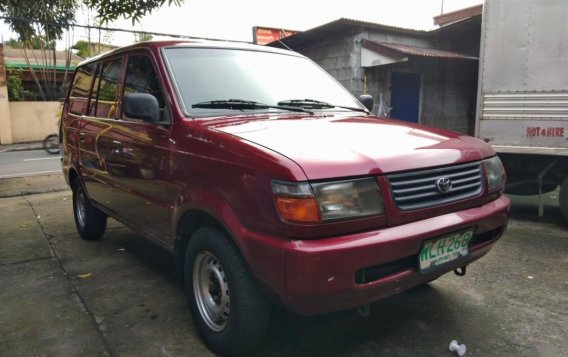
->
[362,39,478,62]
[269,18,427,48]
[433,4,483,27]
[3,46,84,68]
[322,18,427,35]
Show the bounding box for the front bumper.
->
[281,195,510,315]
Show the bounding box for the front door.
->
[106,53,173,242]
[390,72,421,123]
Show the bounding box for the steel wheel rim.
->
[193,251,230,332]
[76,189,86,228]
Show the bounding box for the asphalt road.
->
[0,149,61,179]
[0,182,566,356]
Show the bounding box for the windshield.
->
[163,47,364,116]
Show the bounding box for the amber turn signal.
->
[275,197,320,223]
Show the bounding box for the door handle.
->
[111,140,123,153]
[79,132,86,142]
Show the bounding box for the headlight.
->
[272,178,384,223]
[483,156,506,192]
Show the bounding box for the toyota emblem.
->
[436,177,453,194]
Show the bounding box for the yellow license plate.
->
[419,230,474,273]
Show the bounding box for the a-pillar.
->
[0,43,13,145]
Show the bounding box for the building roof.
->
[362,40,478,61]
[3,46,83,70]
[269,17,427,48]
[433,4,483,27]
[270,14,482,51]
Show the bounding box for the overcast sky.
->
[1,0,483,47]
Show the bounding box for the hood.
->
[204,114,494,180]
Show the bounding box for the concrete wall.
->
[0,44,12,145]
[295,30,433,98]
[421,60,478,134]
[296,34,363,96]
[0,44,62,145]
[292,28,478,135]
[364,59,478,134]
[1,102,61,144]
[0,86,11,144]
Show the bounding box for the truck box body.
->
[476,0,568,154]
[475,0,568,218]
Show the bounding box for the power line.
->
[0,15,249,43]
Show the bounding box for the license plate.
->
[419,229,474,274]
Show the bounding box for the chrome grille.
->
[387,162,483,211]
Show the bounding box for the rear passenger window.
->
[89,59,123,118]
[69,63,95,115]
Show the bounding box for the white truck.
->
[475,0,568,220]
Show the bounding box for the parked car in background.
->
[61,40,510,355]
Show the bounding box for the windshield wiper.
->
[192,99,314,114]
[277,99,368,113]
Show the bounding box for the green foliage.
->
[5,36,55,50]
[72,40,114,58]
[0,0,184,41]
[0,0,76,43]
[135,33,153,43]
[6,69,24,101]
[82,0,183,24]
[73,40,90,57]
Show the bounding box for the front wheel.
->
[560,176,568,221]
[185,227,269,355]
[72,180,107,240]
[43,134,60,154]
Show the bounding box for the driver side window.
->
[123,55,168,121]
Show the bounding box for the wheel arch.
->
[68,167,79,188]
[174,208,234,289]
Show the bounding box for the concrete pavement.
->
[1,190,213,357]
[0,173,69,198]
[1,183,567,356]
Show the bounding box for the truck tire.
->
[72,180,107,240]
[185,227,269,355]
[560,177,568,221]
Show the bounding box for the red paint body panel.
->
[209,114,494,180]
[281,195,509,314]
[61,41,511,316]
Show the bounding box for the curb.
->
[0,142,45,153]
[0,187,71,199]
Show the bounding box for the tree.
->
[83,0,183,24]
[3,34,63,100]
[5,37,55,50]
[6,69,25,101]
[0,1,75,45]
[135,33,153,43]
[0,0,184,43]
[72,40,90,57]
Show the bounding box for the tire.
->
[560,177,568,221]
[72,180,107,240]
[43,134,60,154]
[185,227,270,356]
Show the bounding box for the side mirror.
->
[358,94,374,112]
[122,93,160,122]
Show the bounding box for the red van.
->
[61,40,510,355]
